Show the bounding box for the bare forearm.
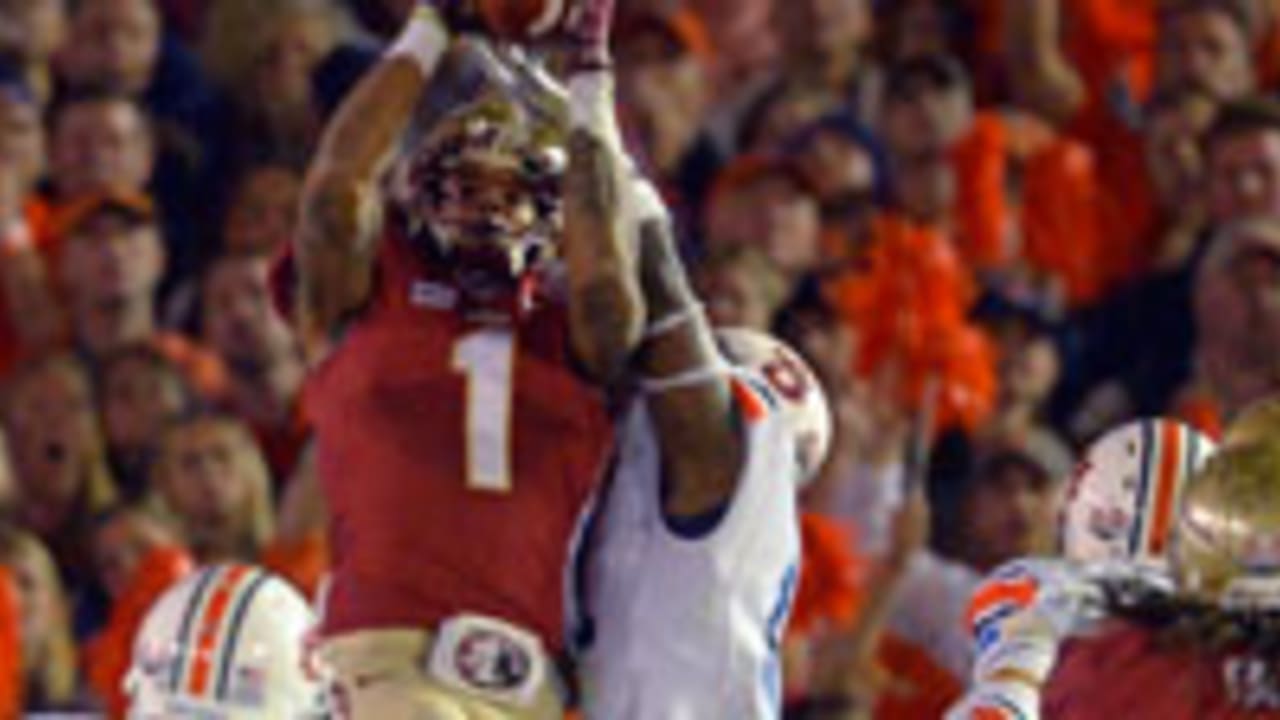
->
[634,218,741,516]
[563,129,644,383]
[296,26,442,346]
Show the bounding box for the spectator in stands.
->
[48,92,153,201]
[789,114,884,262]
[615,7,716,210]
[54,191,227,397]
[150,413,273,563]
[3,356,115,581]
[695,245,790,331]
[1156,1,1256,101]
[973,294,1064,448]
[81,504,191,716]
[98,345,194,500]
[705,157,825,281]
[200,0,373,169]
[221,164,301,256]
[201,253,307,481]
[0,75,64,379]
[0,525,80,710]
[1207,97,1280,222]
[886,430,1071,681]
[88,504,181,602]
[0,0,67,106]
[771,0,876,118]
[57,0,225,279]
[1145,88,1219,269]
[1192,217,1280,420]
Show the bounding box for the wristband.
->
[643,302,704,343]
[569,71,621,151]
[387,7,450,78]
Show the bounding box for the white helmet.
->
[715,327,833,486]
[126,565,326,719]
[1059,418,1216,565]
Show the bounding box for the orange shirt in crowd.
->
[261,531,329,600]
[83,546,195,720]
[951,111,1108,305]
[0,565,20,718]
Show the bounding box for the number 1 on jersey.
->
[452,329,516,493]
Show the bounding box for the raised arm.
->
[557,0,742,513]
[560,0,645,383]
[295,3,462,355]
[632,211,744,518]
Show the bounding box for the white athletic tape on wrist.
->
[387,7,449,77]
[569,71,622,150]
[640,361,736,395]
[643,302,704,342]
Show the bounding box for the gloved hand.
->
[966,558,1107,692]
[563,0,616,71]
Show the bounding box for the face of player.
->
[51,99,153,198]
[5,366,99,526]
[1209,130,1280,222]
[1144,96,1216,211]
[0,95,46,193]
[161,423,258,549]
[432,162,543,256]
[102,355,186,454]
[963,460,1059,572]
[61,215,164,308]
[61,0,160,94]
[224,166,301,256]
[1158,9,1253,100]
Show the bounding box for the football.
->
[478,0,569,39]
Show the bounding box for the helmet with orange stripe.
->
[715,327,833,486]
[125,565,326,719]
[1059,418,1217,566]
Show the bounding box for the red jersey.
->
[305,225,611,653]
[1045,619,1280,719]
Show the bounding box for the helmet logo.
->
[761,349,810,404]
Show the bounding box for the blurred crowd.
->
[3,0,1280,716]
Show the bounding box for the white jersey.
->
[575,379,802,720]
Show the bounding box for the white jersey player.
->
[569,167,832,717]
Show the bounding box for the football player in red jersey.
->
[294,0,641,716]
